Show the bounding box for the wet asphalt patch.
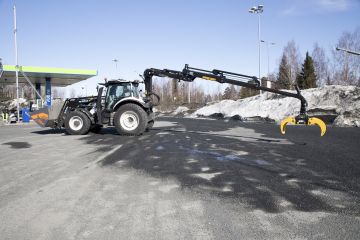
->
[2,141,32,149]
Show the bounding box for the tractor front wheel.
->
[114,104,147,135]
[64,111,91,135]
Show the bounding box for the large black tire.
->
[64,111,91,135]
[114,104,147,135]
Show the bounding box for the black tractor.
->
[30,80,156,135]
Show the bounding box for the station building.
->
[0,64,97,106]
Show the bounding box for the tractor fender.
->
[113,97,148,111]
[76,108,95,124]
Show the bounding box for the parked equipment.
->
[30,80,155,135]
[143,64,326,136]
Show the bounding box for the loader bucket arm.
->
[144,64,327,136]
[30,108,49,127]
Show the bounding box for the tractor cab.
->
[95,79,149,127]
[99,80,143,111]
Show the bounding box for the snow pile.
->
[171,106,189,116]
[190,85,360,127]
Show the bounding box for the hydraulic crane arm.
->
[143,64,326,136]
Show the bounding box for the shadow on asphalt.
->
[32,127,116,135]
[33,118,360,215]
[32,129,67,135]
[2,141,32,149]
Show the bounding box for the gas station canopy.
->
[1,65,97,86]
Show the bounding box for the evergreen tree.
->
[296,73,305,89]
[297,52,317,89]
[277,53,292,89]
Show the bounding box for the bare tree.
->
[283,40,302,88]
[222,84,237,100]
[332,27,360,86]
[277,53,292,89]
[215,85,222,101]
[312,42,330,86]
[267,73,276,82]
[171,78,178,102]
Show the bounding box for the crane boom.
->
[144,64,307,114]
[143,64,327,136]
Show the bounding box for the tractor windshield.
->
[106,83,132,110]
[107,84,131,98]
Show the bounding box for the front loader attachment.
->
[30,100,65,128]
[30,107,49,127]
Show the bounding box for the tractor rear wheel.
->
[64,111,91,135]
[114,104,147,135]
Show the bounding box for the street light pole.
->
[188,82,191,104]
[13,5,20,122]
[261,40,275,77]
[336,47,360,56]
[0,58,3,79]
[112,59,119,69]
[249,5,264,93]
[258,13,261,84]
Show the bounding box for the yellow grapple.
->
[280,115,327,137]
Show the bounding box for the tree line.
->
[273,27,360,90]
[225,27,360,100]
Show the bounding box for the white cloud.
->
[317,0,352,11]
[281,0,356,15]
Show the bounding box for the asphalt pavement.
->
[0,117,359,239]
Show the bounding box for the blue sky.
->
[1,0,359,95]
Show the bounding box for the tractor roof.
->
[108,79,132,84]
[99,79,142,86]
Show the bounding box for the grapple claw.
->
[308,117,327,137]
[280,116,296,135]
[280,115,327,136]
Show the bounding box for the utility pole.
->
[261,40,275,77]
[188,82,191,104]
[13,5,20,122]
[112,59,119,69]
[336,47,360,56]
[0,58,3,78]
[249,5,264,93]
